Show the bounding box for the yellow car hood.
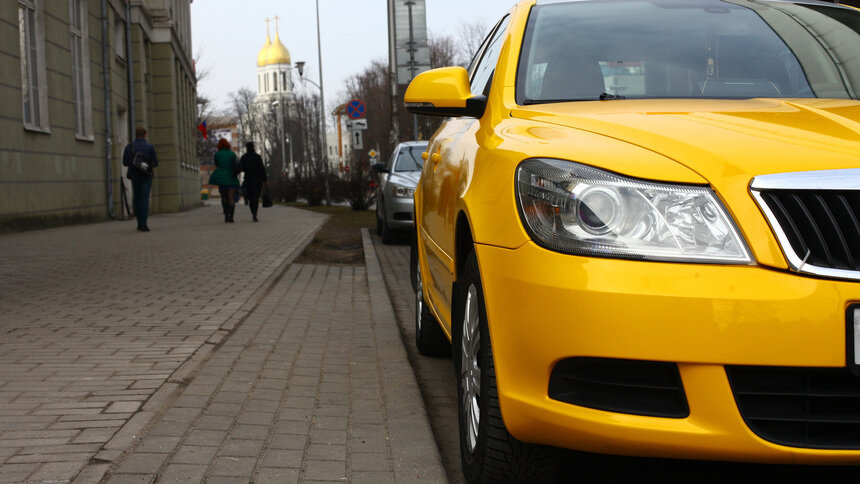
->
[511,98,860,184]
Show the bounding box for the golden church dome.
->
[265,34,291,66]
[257,34,271,67]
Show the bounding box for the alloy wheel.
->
[415,263,424,333]
[461,283,482,454]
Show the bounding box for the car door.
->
[419,16,511,330]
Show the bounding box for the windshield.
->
[517,0,860,103]
[394,145,426,172]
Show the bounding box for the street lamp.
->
[316,0,330,205]
[285,132,293,177]
[295,58,330,201]
[271,100,289,179]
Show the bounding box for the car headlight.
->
[389,182,414,198]
[516,159,752,264]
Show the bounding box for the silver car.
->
[374,141,427,243]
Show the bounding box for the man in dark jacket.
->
[239,142,268,222]
[122,127,159,232]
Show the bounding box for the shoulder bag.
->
[131,146,153,176]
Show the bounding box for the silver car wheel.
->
[415,262,423,333]
[461,283,481,455]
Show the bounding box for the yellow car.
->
[405,0,860,481]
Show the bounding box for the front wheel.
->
[456,251,559,484]
[376,201,383,236]
[380,206,396,244]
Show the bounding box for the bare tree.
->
[429,33,459,68]
[457,19,490,66]
[230,88,261,154]
[195,53,218,165]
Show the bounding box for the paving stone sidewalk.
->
[91,230,445,484]
[0,204,325,483]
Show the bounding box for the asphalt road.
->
[370,234,860,484]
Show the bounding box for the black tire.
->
[409,233,418,292]
[455,251,559,484]
[414,246,452,357]
[381,211,395,244]
[376,214,382,236]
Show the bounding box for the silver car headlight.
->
[389,182,414,198]
[516,159,752,264]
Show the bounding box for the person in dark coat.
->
[239,142,268,222]
[122,127,159,232]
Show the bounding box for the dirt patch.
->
[290,203,376,265]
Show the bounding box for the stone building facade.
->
[0,0,198,232]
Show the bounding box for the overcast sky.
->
[191,0,514,112]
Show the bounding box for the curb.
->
[362,228,449,483]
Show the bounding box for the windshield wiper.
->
[521,93,626,105]
[599,92,626,100]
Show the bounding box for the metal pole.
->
[277,99,286,177]
[316,0,330,205]
[387,0,400,146]
[100,0,115,218]
[407,0,418,139]
[288,132,293,179]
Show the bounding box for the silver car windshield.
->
[394,145,425,172]
[517,0,860,103]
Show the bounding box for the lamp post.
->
[316,0,330,205]
[405,0,419,139]
[295,55,330,204]
[285,132,293,178]
[271,99,287,179]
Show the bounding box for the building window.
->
[281,72,287,91]
[69,0,92,139]
[114,13,125,60]
[19,0,49,131]
[273,72,278,92]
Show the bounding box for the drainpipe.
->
[101,0,116,219]
[124,2,136,161]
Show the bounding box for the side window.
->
[469,16,510,96]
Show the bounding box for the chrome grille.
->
[751,169,860,281]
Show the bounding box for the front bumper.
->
[383,195,414,231]
[475,241,860,463]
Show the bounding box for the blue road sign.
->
[346,99,366,119]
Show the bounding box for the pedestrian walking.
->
[208,138,241,223]
[122,127,158,232]
[238,142,268,222]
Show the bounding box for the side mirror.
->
[404,67,487,118]
[372,163,388,173]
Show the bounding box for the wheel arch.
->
[451,210,475,329]
[455,210,475,285]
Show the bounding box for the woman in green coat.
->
[208,138,241,222]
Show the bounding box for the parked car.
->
[374,141,428,243]
[405,0,860,481]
